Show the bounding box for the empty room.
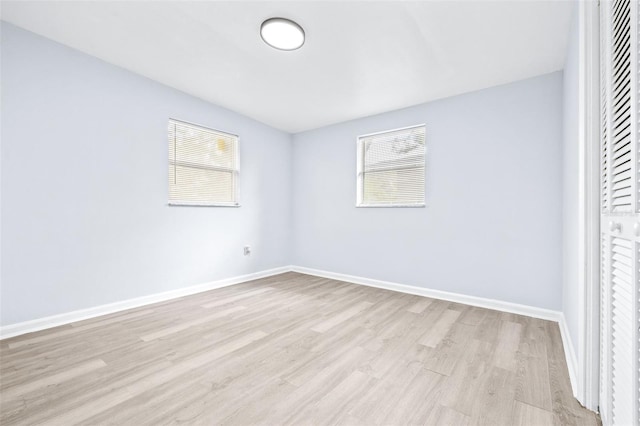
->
[0,0,637,425]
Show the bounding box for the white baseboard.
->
[0,263,580,402]
[0,266,290,340]
[558,313,580,397]
[290,266,563,322]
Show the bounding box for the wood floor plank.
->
[493,320,522,371]
[440,338,494,415]
[276,346,373,423]
[348,347,427,421]
[139,305,247,341]
[515,352,553,411]
[1,358,107,400]
[200,286,275,308]
[424,404,471,426]
[512,400,555,426]
[71,308,155,328]
[285,369,374,425]
[83,377,213,425]
[422,321,476,376]
[418,308,461,348]
[310,300,373,333]
[380,368,444,425]
[42,330,269,426]
[8,320,123,350]
[406,297,433,314]
[2,359,174,425]
[0,272,599,425]
[458,306,488,326]
[469,366,517,426]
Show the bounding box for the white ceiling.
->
[1,1,573,133]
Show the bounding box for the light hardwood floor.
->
[0,272,599,425]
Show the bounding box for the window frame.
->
[356,123,426,208]
[168,118,241,207]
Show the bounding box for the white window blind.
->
[168,119,239,206]
[357,125,426,207]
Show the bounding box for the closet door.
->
[600,0,639,424]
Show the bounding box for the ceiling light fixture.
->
[260,18,305,51]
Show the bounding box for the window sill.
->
[168,202,240,207]
[356,203,425,208]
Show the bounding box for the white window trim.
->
[581,0,600,411]
[167,118,241,207]
[355,123,426,208]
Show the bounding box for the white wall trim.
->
[290,266,563,322]
[579,0,601,411]
[559,312,580,397]
[570,0,601,411]
[1,263,580,401]
[0,266,290,340]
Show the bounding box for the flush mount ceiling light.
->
[260,18,305,51]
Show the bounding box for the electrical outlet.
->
[244,246,251,256]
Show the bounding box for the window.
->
[357,124,425,207]
[168,119,239,206]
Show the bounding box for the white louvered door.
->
[600,0,639,424]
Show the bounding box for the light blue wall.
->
[0,23,292,325]
[292,72,564,310]
[562,4,580,360]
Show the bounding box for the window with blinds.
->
[357,125,426,207]
[168,119,239,206]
